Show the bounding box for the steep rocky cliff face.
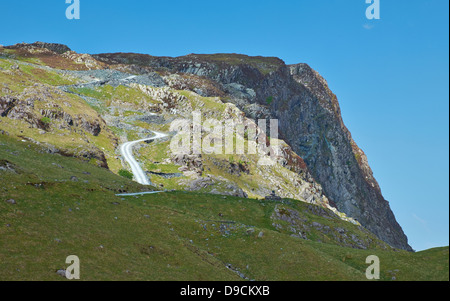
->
[287,64,411,251]
[95,52,412,251]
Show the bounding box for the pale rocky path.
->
[119,131,168,185]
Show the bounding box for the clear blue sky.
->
[1,0,448,251]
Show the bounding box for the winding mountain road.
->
[119,131,168,185]
[57,72,168,187]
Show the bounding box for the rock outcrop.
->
[5,41,71,54]
[0,84,111,168]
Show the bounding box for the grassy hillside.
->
[1,49,346,215]
[1,45,448,281]
[1,135,448,281]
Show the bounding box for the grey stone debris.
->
[265,191,281,201]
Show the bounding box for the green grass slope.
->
[0,135,448,281]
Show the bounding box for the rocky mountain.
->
[92,51,412,251]
[0,42,411,251]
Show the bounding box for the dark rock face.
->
[0,95,17,117]
[73,115,102,136]
[60,145,109,169]
[265,191,282,201]
[171,153,203,175]
[260,65,411,251]
[284,64,411,251]
[0,96,48,130]
[0,160,18,173]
